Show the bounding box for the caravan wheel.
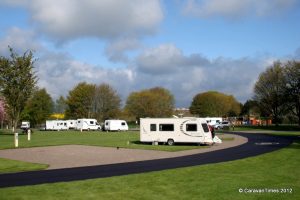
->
[167,139,174,146]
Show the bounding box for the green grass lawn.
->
[0,130,208,152]
[0,129,298,199]
[0,140,298,200]
[0,158,48,174]
[217,125,300,137]
[228,125,300,132]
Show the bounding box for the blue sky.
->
[0,0,299,107]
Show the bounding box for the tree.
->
[241,100,260,117]
[189,91,241,117]
[22,88,53,127]
[284,61,300,125]
[65,82,96,119]
[0,97,7,129]
[254,61,287,125]
[54,96,67,113]
[125,87,174,120]
[92,83,121,121]
[0,47,37,131]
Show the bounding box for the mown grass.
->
[0,158,48,174]
[217,125,300,137]
[0,140,298,200]
[0,130,208,152]
[230,125,300,132]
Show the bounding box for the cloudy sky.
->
[0,0,299,107]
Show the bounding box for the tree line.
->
[0,47,299,130]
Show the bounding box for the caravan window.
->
[159,124,174,131]
[186,124,197,131]
[121,122,126,126]
[90,121,94,125]
[201,123,210,132]
[150,124,156,131]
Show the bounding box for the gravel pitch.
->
[0,134,246,169]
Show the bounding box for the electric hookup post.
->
[28,129,31,141]
[14,132,18,148]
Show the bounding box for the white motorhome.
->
[205,117,223,126]
[66,120,77,129]
[46,120,68,131]
[140,118,214,145]
[104,120,128,131]
[76,119,101,131]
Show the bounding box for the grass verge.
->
[217,126,300,137]
[0,158,48,174]
[227,125,300,132]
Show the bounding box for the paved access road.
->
[0,132,294,188]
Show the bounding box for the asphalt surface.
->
[0,132,294,188]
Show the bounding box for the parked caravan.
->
[104,120,128,131]
[140,118,215,145]
[66,120,77,129]
[46,120,68,131]
[205,117,222,126]
[76,119,101,131]
[20,121,30,130]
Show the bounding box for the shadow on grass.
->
[0,132,30,136]
[130,141,208,147]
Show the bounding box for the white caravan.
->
[46,120,68,131]
[104,120,128,131]
[66,120,77,129]
[205,117,223,126]
[140,118,214,145]
[20,121,30,130]
[76,119,101,131]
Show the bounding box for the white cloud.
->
[0,0,163,64]
[0,0,29,6]
[37,49,265,107]
[0,27,43,56]
[137,44,192,74]
[183,0,296,18]
[105,38,141,63]
[36,52,135,102]
[135,44,268,105]
[7,0,163,42]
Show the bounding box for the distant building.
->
[173,108,193,117]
